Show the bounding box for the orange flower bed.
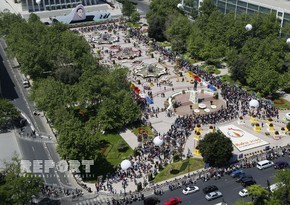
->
[274,99,285,105]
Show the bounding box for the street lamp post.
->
[36,0,41,11]
[120,159,131,196]
[177,0,184,9]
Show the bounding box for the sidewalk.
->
[119,129,139,150]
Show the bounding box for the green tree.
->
[270,169,290,205]
[146,0,180,41]
[165,14,191,52]
[121,0,136,20]
[130,11,140,23]
[198,131,233,167]
[0,99,20,128]
[199,0,216,17]
[247,185,270,205]
[227,51,250,85]
[0,155,43,204]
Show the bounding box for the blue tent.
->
[208,84,217,91]
[146,96,154,104]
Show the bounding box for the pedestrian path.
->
[119,129,139,149]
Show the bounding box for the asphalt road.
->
[0,38,74,188]
[129,156,290,205]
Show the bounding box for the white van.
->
[256,160,274,170]
[269,182,284,192]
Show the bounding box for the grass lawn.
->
[154,158,204,183]
[99,133,133,167]
[132,125,155,138]
[158,41,171,48]
[273,98,290,110]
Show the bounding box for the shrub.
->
[173,153,180,162]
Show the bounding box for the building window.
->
[226,3,236,14]
[247,9,257,15]
[217,1,226,13]
[259,6,271,14]
[236,5,246,14]
[227,0,237,4]
[283,19,290,26]
[237,0,247,7]
[278,12,283,17]
[284,13,290,20]
[248,3,258,11]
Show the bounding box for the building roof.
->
[244,0,290,12]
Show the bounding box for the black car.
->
[236,175,253,183]
[144,197,160,205]
[274,161,289,169]
[242,178,256,187]
[203,185,218,194]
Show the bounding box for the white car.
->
[239,189,248,197]
[182,186,199,194]
[205,191,223,201]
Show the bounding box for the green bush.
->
[173,153,180,162]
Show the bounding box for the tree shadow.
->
[170,169,180,175]
[83,153,115,182]
[179,161,189,172]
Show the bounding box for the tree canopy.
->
[0,99,20,128]
[198,131,233,167]
[0,12,141,161]
[146,0,290,96]
[0,155,43,204]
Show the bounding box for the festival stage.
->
[219,125,269,152]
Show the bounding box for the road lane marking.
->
[32,146,35,152]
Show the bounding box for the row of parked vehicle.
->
[182,184,223,201]
[145,159,289,205]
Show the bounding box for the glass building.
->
[21,0,105,12]
[184,0,290,28]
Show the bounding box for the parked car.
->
[239,189,248,197]
[236,175,253,183]
[164,197,181,205]
[241,178,256,187]
[203,185,218,194]
[205,191,223,201]
[144,197,160,205]
[231,170,244,178]
[182,186,199,195]
[269,182,285,193]
[274,161,289,169]
[256,160,274,170]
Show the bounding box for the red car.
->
[164,197,181,205]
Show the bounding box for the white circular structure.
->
[204,108,210,113]
[36,0,41,4]
[286,113,290,121]
[287,38,290,45]
[249,99,259,108]
[198,103,207,109]
[153,136,164,146]
[177,3,184,9]
[121,160,131,170]
[245,24,253,31]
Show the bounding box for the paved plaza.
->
[73,22,290,195]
